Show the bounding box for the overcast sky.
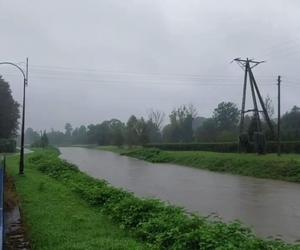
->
[1,0,300,131]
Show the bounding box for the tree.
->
[195,118,218,142]
[147,109,165,130]
[163,105,195,143]
[213,102,239,131]
[64,123,73,137]
[86,124,99,144]
[47,129,66,145]
[0,76,20,138]
[112,126,124,147]
[187,103,198,119]
[126,115,139,146]
[162,124,173,142]
[281,106,300,140]
[192,116,206,131]
[25,127,40,145]
[78,125,87,137]
[77,125,87,144]
[109,119,125,146]
[40,131,49,147]
[31,130,49,148]
[264,95,274,120]
[260,97,276,140]
[146,119,162,143]
[71,125,87,144]
[96,121,111,145]
[181,113,193,142]
[125,116,150,146]
[136,118,149,145]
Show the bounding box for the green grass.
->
[102,147,300,183]
[6,154,147,250]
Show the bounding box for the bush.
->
[122,148,172,162]
[144,142,239,153]
[0,138,16,153]
[267,142,300,154]
[26,150,296,249]
[145,142,300,154]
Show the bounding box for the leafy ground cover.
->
[6,153,147,250]
[13,148,300,249]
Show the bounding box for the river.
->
[59,147,300,242]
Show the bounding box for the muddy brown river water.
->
[59,147,300,242]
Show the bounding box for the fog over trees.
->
[25,102,300,147]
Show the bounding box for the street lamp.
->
[0,58,28,175]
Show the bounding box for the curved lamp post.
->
[0,58,28,175]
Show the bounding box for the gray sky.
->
[1,0,300,131]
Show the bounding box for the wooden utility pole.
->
[277,75,281,156]
[19,58,28,174]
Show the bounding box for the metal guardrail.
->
[0,156,5,250]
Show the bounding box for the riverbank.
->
[98,146,300,183]
[6,151,147,250]
[14,148,298,249]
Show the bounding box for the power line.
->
[29,64,277,80]
[2,72,278,88]
[2,63,297,90]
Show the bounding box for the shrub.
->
[144,142,300,154]
[144,142,239,152]
[122,148,172,162]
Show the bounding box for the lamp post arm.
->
[0,62,26,80]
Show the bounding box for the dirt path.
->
[5,175,30,250]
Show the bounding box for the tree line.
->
[25,102,300,147]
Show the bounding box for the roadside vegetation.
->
[9,148,299,249]
[7,152,147,250]
[105,147,300,183]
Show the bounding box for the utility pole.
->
[19,58,28,174]
[277,75,281,156]
[239,59,248,135]
[233,58,274,154]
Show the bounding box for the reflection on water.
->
[59,147,300,242]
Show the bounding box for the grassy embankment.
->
[6,151,147,250]
[13,147,299,249]
[98,146,300,183]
